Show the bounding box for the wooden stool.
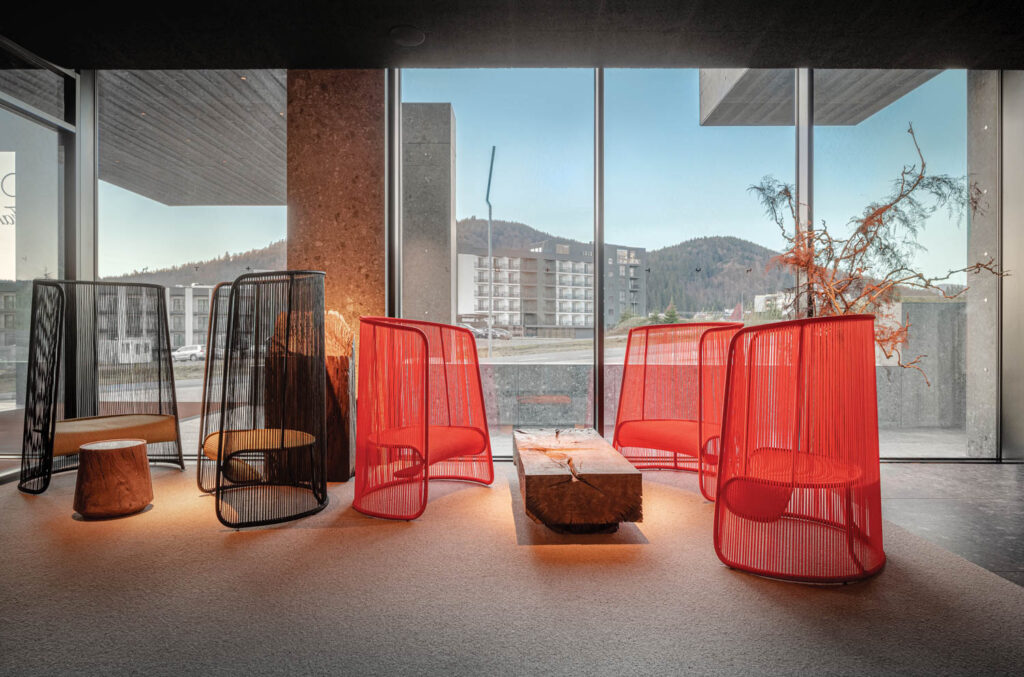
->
[73,439,153,519]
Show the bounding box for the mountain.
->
[456,217,582,251]
[102,225,793,316]
[104,240,287,286]
[646,236,793,313]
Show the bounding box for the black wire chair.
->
[196,271,328,528]
[19,280,184,494]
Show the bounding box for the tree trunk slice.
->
[324,354,355,481]
[513,428,642,533]
[73,439,154,519]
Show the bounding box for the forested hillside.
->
[647,236,793,313]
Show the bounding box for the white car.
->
[172,344,206,362]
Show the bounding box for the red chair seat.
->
[745,447,863,488]
[371,425,488,478]
[719,449,863,523]
[616,419,711,456]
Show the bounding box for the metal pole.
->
[386,68,402,318]
[594,68,605,436]
[795,68,814,318]
[486,145,496,357]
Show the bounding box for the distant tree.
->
[661,301,680,325]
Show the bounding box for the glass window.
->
[401,69,595,455]
[0,72,65,456]
[97,70,287,455]
[603,68,794,436]
[814,69,997,458]
[0,52,66,120]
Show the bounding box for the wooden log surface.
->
[73,439,154,519]
[513,428,642,533]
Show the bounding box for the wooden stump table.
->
[513,428,642,533]
[73,439,154,519]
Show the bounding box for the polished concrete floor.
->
[2,456,1022,586]
[880,463,1024,586]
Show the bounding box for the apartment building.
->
[166,284,216,348]
[456,240,646,337]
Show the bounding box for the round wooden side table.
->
[73,439,154,519]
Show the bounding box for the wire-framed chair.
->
[354,317,494,520]
[19,280,183,494]
[713,314,886,583]
[195,271,328,528]
[612,322,742,499]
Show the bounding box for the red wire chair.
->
[612,322,742,499]
[354,317,494,520]
[713,315,886,583]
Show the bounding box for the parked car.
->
[172,344,206,362]
[489,328,512,340]
[459,323,487,339]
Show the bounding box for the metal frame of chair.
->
[19,279,183,494]
[612,322,742,499]
[713,314,886,583]
[195,271,328,528]
[354,317,494,520]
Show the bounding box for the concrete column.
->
[286,70,386,329]
[401,103,456,323]
[966,71,1000,458]
[1001,71,1024,461]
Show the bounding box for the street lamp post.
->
[485,145,496,358]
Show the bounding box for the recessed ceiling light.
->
[240,75,247,81]
[389,25,426,47]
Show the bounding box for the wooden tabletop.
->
[512,428,642,532]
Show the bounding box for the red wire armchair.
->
[354,318,494,520]
[613,322,742,499]
[713,315,886,583]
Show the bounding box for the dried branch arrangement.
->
[750,123,1004,383]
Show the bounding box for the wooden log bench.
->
[512,428,642,533]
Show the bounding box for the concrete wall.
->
[402,103,456,324]
[966,71,1001,457]
[479,301,973,436]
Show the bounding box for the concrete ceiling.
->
[700,69,943,126]
[97,70,286,206]
[2,1,1024,70]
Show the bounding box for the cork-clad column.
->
[287,69,386,323]
[287,69,387,480]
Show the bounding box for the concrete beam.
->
[700,69,942,126]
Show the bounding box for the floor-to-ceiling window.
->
[0,48,73,457]
[814,69,999,458]
[602,68,796,438]
[394,67,1003,461]
[96,70,287,455]
[400,69,595,454]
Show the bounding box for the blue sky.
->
[99,68,970,280]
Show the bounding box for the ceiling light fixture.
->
[389,25,426,47]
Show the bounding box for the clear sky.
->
[98,68,970,280]
[98,182,286,277]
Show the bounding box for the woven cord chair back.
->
[713,314,886,582]
[20,280,182,494]
[354,317,493,520]
[202,271,328,528]
[613,322,741,496]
